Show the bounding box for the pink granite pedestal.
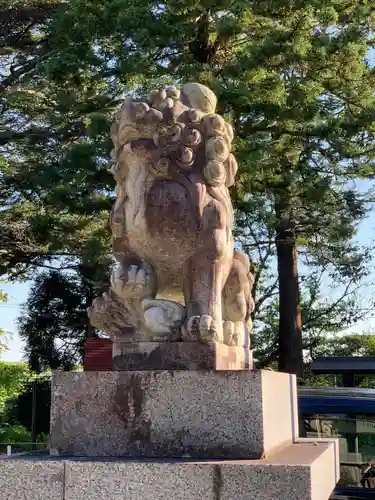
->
[0,368,340,500]
[0,440,339,500]
[50,370,297,459]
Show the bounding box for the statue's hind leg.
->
[222,251,255,347]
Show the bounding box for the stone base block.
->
[112,341,253,370]
[50,370,298,458]
[0,440,339,500]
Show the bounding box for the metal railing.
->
[0,442,48,456]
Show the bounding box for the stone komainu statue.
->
[89,83,254,347]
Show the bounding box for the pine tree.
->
[226,2,375,375]
[17,262,111,372]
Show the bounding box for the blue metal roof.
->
[298,387,375,416]
[311,357,375,374]
[332,489,375,499]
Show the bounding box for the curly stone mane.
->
[110,85,238,229]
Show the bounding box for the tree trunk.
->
[275,206,303,377]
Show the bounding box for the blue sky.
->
[0,282,29,361]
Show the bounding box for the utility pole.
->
[31,379,37,451]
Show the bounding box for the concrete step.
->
[0,440,339,500]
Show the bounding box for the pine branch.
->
[254,279,278,315]
[303,278,359,328]
[0,46,52,93]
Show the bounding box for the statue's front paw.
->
[111,264,153,300]
[183,315,223,343]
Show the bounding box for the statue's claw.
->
[183,315,223,343]
[111,264,153,300]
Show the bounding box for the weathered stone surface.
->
[0,459,64,500]
[88,82,256,352]
[0,440,338,500]
[50,370,298,458]
[112,341,253,370]
[63,451,319,500]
